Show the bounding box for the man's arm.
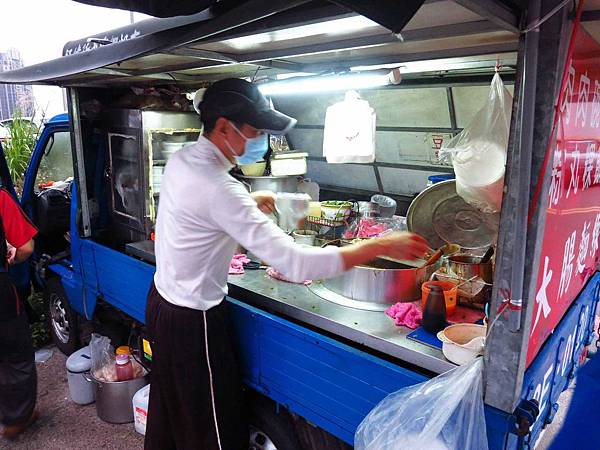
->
[0,189,38,264]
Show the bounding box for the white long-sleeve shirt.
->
[154,135,344,311]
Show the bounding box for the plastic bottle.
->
[422,285,447,334]
[132,384,150,435]
[115,354,134,381]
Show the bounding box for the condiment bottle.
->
[422,284,447,334]
[115,354,134,381]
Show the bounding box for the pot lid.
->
[407,180,499,249]
[66,345,92,373]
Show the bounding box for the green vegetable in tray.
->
[321,201,352,208]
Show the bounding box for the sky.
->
[0,0,149,118]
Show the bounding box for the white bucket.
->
[453,141,506,213]
[132,384,150,435]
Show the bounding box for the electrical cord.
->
[521,0,573,34]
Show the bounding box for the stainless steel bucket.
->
[323,258,440,304]
[84,372,149,424]
[235,175,299,193]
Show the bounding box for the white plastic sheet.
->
[323,90,376,164]
[355,358,488,450]
[440,74,512,213]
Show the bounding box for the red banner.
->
[527,21,600,367]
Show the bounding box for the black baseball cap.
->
[194,78,297,134]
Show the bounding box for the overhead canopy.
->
[4,0,596,89]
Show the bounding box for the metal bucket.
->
[84,372,149,424]
[235,175,299,193]
[323,258,440,305]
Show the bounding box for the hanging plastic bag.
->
[440,74,512,213]
[355,358,488,450]
[323,90,376,164]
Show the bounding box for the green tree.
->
[3,110,41,192]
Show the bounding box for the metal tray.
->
[407,180,499,249]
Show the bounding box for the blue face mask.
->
[227,122,268,165]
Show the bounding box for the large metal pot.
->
[84,372,149,424]
[323,258,441,305]
[236,174,299,193]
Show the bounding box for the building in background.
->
[0,48,35,121]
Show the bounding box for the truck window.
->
[35,131,73,191]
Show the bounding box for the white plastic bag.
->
[440,74,512,213]
[355,358,488,450]
[89,333,117,381]
[323,90,376,164]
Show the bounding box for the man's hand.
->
[250,191,277,214]
[377,232,432,261]
[339,232,432,270]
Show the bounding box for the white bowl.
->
[240,161,267,177]
[437,324,486,365]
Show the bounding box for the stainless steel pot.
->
[84,372,148,424]
[447,254,493,283]
[236,175,299,193]
[323,258,441,305]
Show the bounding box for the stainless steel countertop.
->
[227,270,455,374]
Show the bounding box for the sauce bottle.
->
[422,284,447,334]
[115,354,134,381]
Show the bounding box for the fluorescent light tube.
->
[259,73,390,96]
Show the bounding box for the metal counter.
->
[227,270,455,375]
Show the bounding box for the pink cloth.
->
[266,267,311,285]
[229,254,251,275]
[385,302,422,329]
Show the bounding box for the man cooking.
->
[0,187,38,439]
[145,78,431,450]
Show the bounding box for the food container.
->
[370,195,396,218]
[293,229,317,246]
[240,161,267,177]
[66,346,95,405]
[322,256,441,305]
[132,384,150,435]
[421,281,458,316]
[270,152,308,176]
[447,254,493,282]
[321,201,353,220]
[236,175,299,193]
[437,324,486,365]
[276,192,311,232]
[84,372,149,423]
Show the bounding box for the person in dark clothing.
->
[0,188,38,439]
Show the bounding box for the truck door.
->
[21,125,73,261]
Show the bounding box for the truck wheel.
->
[249,399,302,450]
[45,278,79,355]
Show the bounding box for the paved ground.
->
[0,347,144,450]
